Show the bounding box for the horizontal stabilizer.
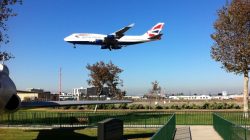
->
[149,33,163,40]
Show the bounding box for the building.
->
[59,92,77,101]
[168,95,212,100]
[17,89,51,101]
[72,87,87,100]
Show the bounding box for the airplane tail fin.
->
[143,22,164,39]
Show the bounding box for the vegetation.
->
[211,0,250,113]
[86,61,125,99]
[0,0,22,61]
[0,128,157,140]
[57,102,241,110]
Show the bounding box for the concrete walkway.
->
[174,126,191,140]
[174,125,222,140]
[190,125,222,140]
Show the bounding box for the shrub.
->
[170,104,181,109]
[70,106,78,109]
[63,106,71,110]
[202,103,210,109]
[155,105,163,109]
[106,104,116,109]
[164,106,169,109]
[145,105,153,109]
[118,103,128,109]
[78,106,84,110]
[129,104,145,110]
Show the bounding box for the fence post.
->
[245,115,247,140]
[59,113,62,128]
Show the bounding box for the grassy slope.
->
[0,128,157,140]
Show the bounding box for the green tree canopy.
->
[211,0,250,75]
[0,0,22,60]
[86,61,123,98]
[211,0,250,113]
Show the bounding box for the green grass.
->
[0,127,157,140]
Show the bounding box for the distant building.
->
[59,92,76,101]
[86,87,110,98]
[169,95,211,100]
[17,89,51,101]
[72,87,87,100]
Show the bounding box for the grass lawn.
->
[0,127,157,140]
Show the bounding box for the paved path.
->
[174,126,191,140]
[174,125,222,140]
[190,125,222,140]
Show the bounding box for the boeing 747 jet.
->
[64,23,164,50]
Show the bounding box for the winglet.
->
[128,23,135,28]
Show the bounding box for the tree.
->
[211,0,250,114]
[86,61,123,98]
[151,80,161,96]
[0,0,22,60]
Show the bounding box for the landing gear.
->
[108,46,112,51]
[73,44,76,48]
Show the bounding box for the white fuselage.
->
[64,33,152,46]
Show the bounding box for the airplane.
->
[0,63,132,113]
[64,22,165,50]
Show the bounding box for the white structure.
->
[222,91,228,96]
[169,95,212,100]
[168,93,243,100]
[59,92,77,101]
[72,87,86,100]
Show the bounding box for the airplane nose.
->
[64,36,70,42]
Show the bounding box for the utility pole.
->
[58,67,62,101]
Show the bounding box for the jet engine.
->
[95,39,103,45]
[0,64,20,113]
[106,35,115,39]
[101,45,109,49]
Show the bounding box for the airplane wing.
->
[20,100,132,108]
[112,23,134,39]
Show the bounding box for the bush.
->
[182,104,193,109]
[70,106,78,109]
[128,104,145,110]
[118,103,128,109]
[87,105,95,110]
[155,105,163,109]
[170,104,181,109]
[106,104,116,109]
[202,103,210,109]
[164,106,169,109]
[63,106,71,110]
[145,105,153,109]
[78,106,84,110]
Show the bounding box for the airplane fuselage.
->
[65,33,151,46]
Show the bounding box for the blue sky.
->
[3,0,245,95]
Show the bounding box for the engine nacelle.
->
[0,64,20,113]
[95,39,103,45]
[101,45,109,49]
[106,35,115,39]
